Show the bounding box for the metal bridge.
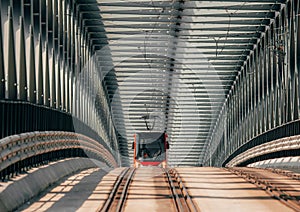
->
[0,0,299,211]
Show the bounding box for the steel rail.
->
[170,169,199,212]
[99,167,135,212]
[99,168,130,212]
[165,168,198,212]
[165,168,184,212]
[227,168,300,212]
[116,168,136,211]
[266,168,300,181]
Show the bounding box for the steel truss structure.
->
[0,0,299,167]
[0,0,119,164]
[207,0,300,166]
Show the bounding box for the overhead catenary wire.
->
[214,1,248,58]
[142,0,167,69]
[142,103,159,131]
[140,0,174,118]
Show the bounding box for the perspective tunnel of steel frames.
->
[0,0,299,179]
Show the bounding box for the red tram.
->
[132,132,169,168]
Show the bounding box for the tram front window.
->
[138,140,163,161]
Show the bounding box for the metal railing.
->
[0,131,118,181]
[222,119,300,167]
[226,135,300,167]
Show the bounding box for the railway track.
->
[266,168,300,181]
[227,167,300,212]
[99,168,136,212]
[165,168,198,212]
[98,167,197,212]
[22,166,300,211]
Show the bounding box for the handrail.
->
[0,131,118,173]
[226,135,300,167]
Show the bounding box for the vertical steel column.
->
[247,56,252,140]
[49,49,56,107]
[58,0,64,111]
[43,44,50,106]
[284,6,293,122]
[4,7,17,99]
[35,34,43,105]
[16,17,27,101]
[55,58,61,109]
[294,0,300,119]
[254,48,259,137]
[26,26,36,103]
[261,36,266,133]
[0,3,4,99]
